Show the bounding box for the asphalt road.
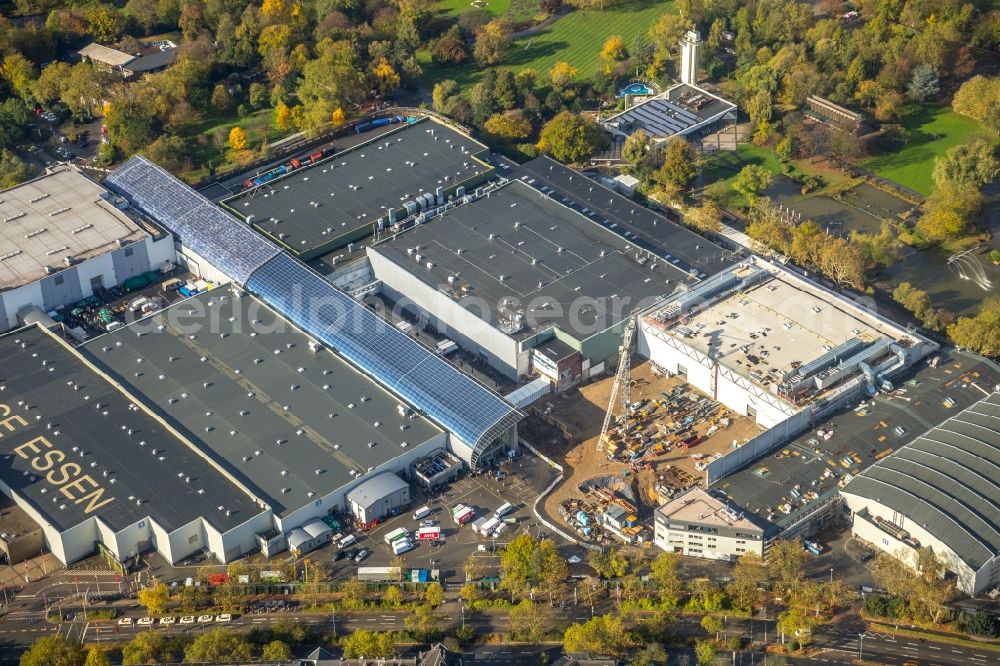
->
[1,591,995,666]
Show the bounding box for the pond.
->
[878,245,999,317]
[776,182,916,236]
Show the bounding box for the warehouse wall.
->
[639,324,714,395]
[217,510,274,562]
[368,249,520,378]
[275,431,446,532]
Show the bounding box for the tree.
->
[493,69,518,110]
[483,111,532,142]
[916,208,967,241]
[228,126,248,151]
[777,608,816,646]
[932,139,999,187]
[122,632,173,665]
[460,582,481,605]
[432,26,468,66]
[31,62,72,106]
[700,614,724,640]
[656,137,698,191]
[464,553,486,581]
[372,58,400,96]
[81,647,110,666]
[727,552,767,612]
[563,614,632,655]
[296,39,366,134]
[548,61,578,90]
[600,35,627,63]
[330,107,345,127]
[138,582,170,616]
[733,164,773,204]
[473,19,512,66]
[341,629,396,658]
[509,599,554,640]
[684,200,722,234]
[694,639,716,665]
[966,612,998,638]
[893,282,932,320]
[211,83,234,114]
[622,129,652,176]
[384,585,403,607]
[19,636,85,666]
[1,54,36,102]
[339,577,367,609]
[0,147,33,188]
[275,101,293,130]
[537,111,606,164]
[768,540,808,585]
[947,298,1000,357]
[85,4,125,42]
[649,552,682,604]
[649,12,687,63]
[404,603,442,638]
[424,581,445,607]
[629,643,667,666]
[952,75,1000,133]
[907,63,939,101]
[539,0,562,13]
[184,628,253,663]
[261,640,292,660]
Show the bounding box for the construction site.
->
[526,352,761,546]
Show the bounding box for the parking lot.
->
[299,453,559,582]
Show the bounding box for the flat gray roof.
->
[0,167,150,290]
[370,180,689,341]
[715,351,1000,533]
[0,325,255,533]
[346,471,408,509]
[82,290,441,517]
[223,120,491,257]
[843,391,1000,571]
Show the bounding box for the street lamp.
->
[829,567,834,585]
[858,632,865,659]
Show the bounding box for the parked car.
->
[159,616,176,625]
[117,617,133,626]
[179,616,195,625]
[197,615,214,623]
[419,520,438,528]
[137,617,154,626]
[333,550,347,561]
[354,548,370,563]
[216,614,232,622]
[345,548,359,561]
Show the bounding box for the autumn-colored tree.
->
[228,126,248,150]
[947,297,1000,357]
[482,111,533,142]
[137,582,169,616]
[331,107,345,127]
[372,58,400,96]
[473,19,512,66]
[548,61,578,90]
[600,35,627,62]
[952,75,1000,133]
[537,111,605,163]
[275,101,293,130]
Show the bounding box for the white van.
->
[412,505,431,520]
[392,539,415,555]
[494,502,514,519]
[337,534,357,549]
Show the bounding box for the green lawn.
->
[181,108,290,182]
[422,0,669,89]
[701,144,783,208]
[864,104,993,196]
[435,0,510,17]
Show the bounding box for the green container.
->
[122,276,149,293]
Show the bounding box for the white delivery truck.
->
[392,539,415,555]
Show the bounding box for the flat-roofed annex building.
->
[0,167,176,331]
[842,392,1000,596]
[222,118,492,261]
[640,257,937,432]
[654,487,771,561]
[368,179,694,381]
[0,324,268,566]
[601,83,737,146]
[82,289,447,534]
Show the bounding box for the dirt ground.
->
[524,360,762,529]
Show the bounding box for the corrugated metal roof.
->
[347,471,408,509]
[843,392,1000,570]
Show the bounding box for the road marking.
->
[927,645,941,650]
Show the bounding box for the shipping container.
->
[479,517,500,535]
[451,503,468,517]
[310,151,323,163]
[417,527,440,540]
[471,517,489,534]
[384,527,409,545]
[454,507,475,525]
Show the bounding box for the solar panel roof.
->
[104,156,281,285]
[245,253,524,461]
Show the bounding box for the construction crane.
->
[597,317,636,453]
